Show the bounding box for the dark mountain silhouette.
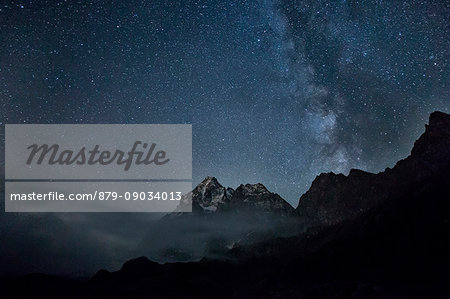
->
[2,111,449,298]
[296,111,450,229]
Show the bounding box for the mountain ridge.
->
[296,110,450,228]
[175,175,295,216]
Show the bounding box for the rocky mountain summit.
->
[224,183,295,216]
[187,176,233,213]
[178,176,295,216]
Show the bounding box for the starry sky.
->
[1,0,449,205]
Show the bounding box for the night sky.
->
[1,0,448,204]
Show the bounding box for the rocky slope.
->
[175,176,294,216]
[222,183,295,216]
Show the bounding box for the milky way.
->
[1,0,448,204]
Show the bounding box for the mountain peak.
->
[175,178,294,215]
[429,110,450,127]
[201,176,220,186]
[190,176,230,213]
[229,183,295,215]
[236,183,270,195]
[386,110,450,181]
[423,111,449,143]
[297,110,450,228]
